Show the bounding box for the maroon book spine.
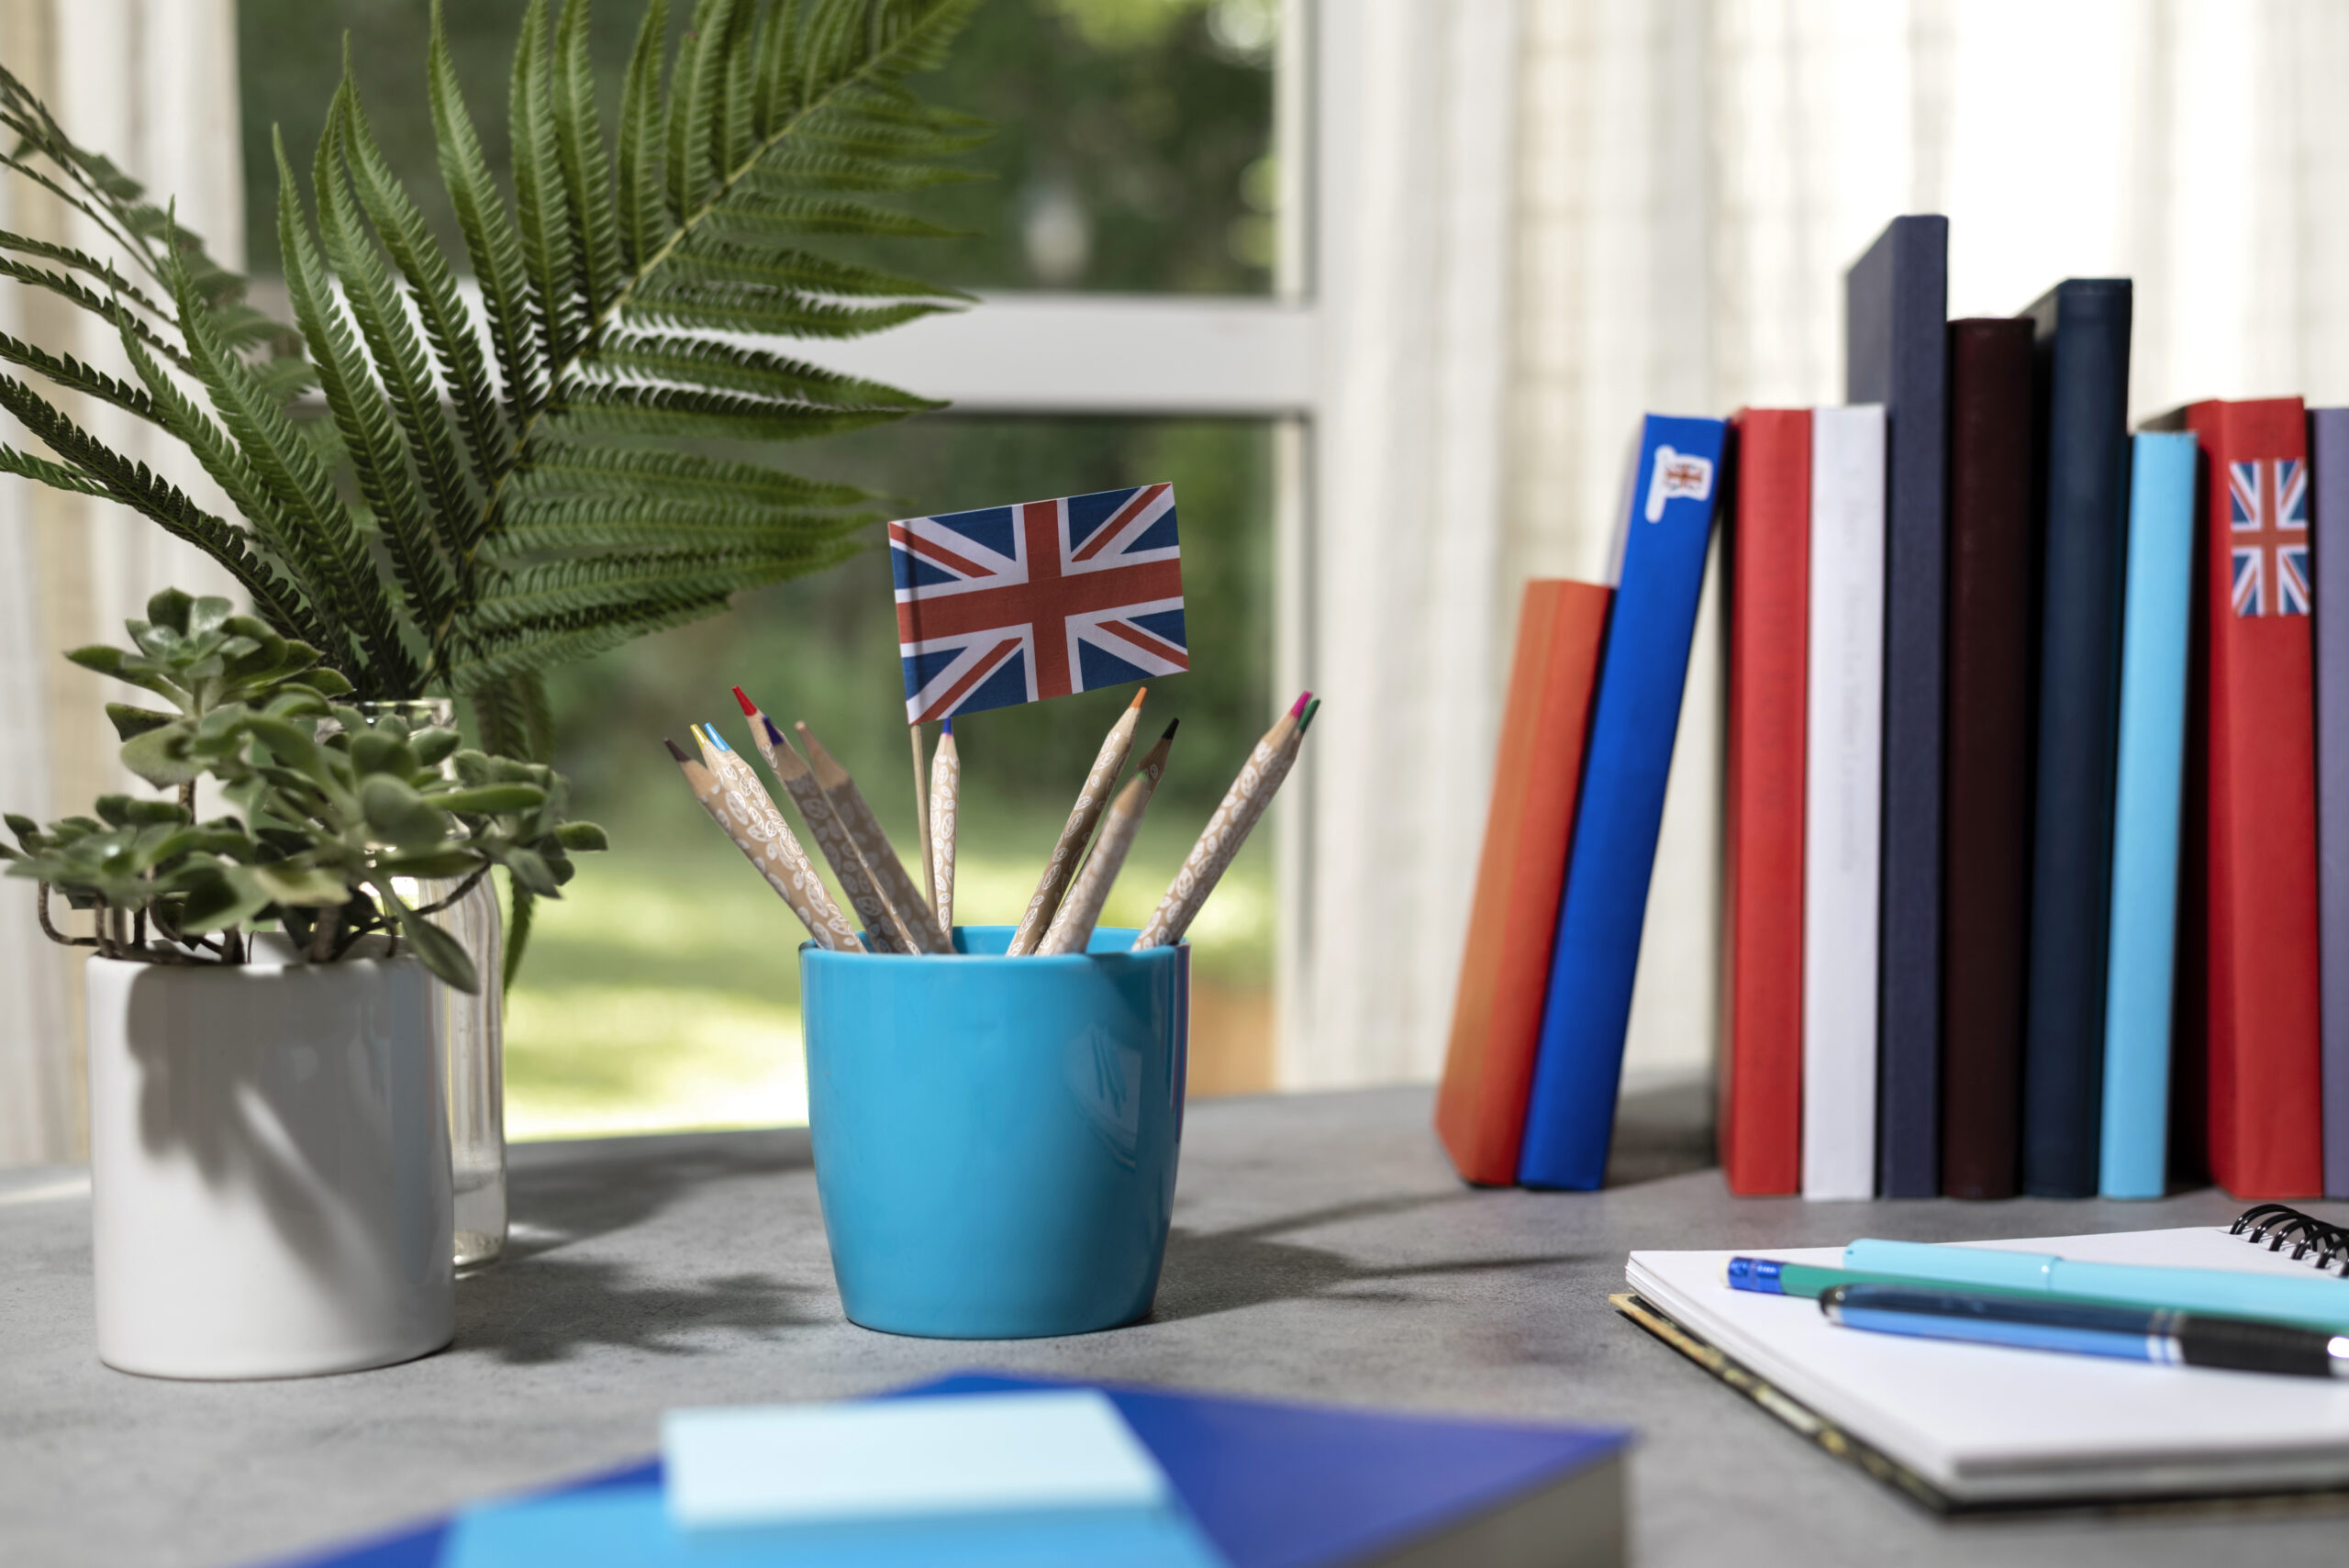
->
[1939,320,2037,1198]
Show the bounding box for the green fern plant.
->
[0,0,980,972]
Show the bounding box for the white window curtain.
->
[0,0,242,1165]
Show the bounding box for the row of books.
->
[1437,213,2345,1202]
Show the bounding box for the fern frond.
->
[511,0,584,373]
[0,232,173,321]
[622,279,941,339]
[0,330,158,422]
[751,0,800,138]
[548,379,909,440]
[552,0,624,319]
[615,0,673,272]
[0,373,325,646]
[509,440,864,506]
[718,186,960,236]
[0,443,107,495]
[279,127,455,646]
[429,0,542,422]
[496,492,868,552]
[589,330,942,407]
[339,78,512,496]
[666,0,743,223]
[0,254,192,371]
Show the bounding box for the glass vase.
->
[349,699,509,1270]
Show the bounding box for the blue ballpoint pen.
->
[1820,1284,2349,1379]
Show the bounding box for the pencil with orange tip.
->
[1010,687,1148,955]
[733,687,909,954]
[795,721,951,955]
[929,717,960,938]
[1133,693,1316,950]
[664,736,856,951]
[1040,719,1177,955]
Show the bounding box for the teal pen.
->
[1842,1238,2349,1334]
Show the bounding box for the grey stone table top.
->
[3,1081,2343,1568]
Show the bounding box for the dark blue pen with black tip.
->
[1820,1283,2349,1379]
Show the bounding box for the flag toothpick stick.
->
[1011,689,1147,955]
[1134,695,1316,950]
[1040,720,1177,955]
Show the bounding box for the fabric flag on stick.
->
[891,484,1187,723]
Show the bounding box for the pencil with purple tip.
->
[1133,694,1316,950]
[733,687,910,953]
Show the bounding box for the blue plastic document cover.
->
[271,1373,1630,1568]
[1518,415,1729,1189]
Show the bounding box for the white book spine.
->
[1801,406,1886,1199]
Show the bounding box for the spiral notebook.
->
[1620,1207,2349,1511]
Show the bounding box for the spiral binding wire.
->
[2229,1204,2349,1274]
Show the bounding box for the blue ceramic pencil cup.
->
[800,925,1189,1339]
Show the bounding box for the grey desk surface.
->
[2,1082,2342,1568]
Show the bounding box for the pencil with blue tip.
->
[664,735,856,951]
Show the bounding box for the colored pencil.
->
[910,723,934,933]
[1010,688,1148,955]
[796,721,951,955]
[665,736,857,951]
[1040,720,1178,955]
[1133,694,1315,950]
[930,717,960,939]
[733,688,909,954]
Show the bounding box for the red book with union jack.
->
[2183,397,2324,1197]
[890,484,1187,724]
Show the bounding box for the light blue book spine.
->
[2098,432,2198,1198]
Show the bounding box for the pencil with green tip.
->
[1040,719,1177,955]
[664,735,856,951]
[1134,694,1316,950]
[732,688,910,954]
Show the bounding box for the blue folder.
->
[2098,432,2197,1197]
[1517,415,1728,1190]
[270,1373,1627,1568]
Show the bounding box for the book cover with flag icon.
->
[890,484,1187,724]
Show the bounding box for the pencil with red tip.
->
[733,687,910,953]
[795,720,950,955]
[1134,692,1315,949]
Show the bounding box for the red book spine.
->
[2185,398,2324,1196]
[1434,580,1610,1184]
[1720,410,1809,1195]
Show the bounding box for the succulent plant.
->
[1,589,604,991]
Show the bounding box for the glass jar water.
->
[349,700,509,1269]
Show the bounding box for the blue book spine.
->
[2098,432,2197,1198]
[2020,279,2132,1198]
[2314,408,2349,1196]
[1516,416,1727,1189]
[1845,215,1950,1199]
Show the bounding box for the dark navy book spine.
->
[1846,215,1950,1198]
[2019,279,2133,1198]
[1517,415,1727,1190]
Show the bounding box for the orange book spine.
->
[1721,410,1809,1195]
[1435,580,1612,1184]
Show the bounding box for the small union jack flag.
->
[890,484,1187,724]
[2229,457,2310,617]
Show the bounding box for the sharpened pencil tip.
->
[941,717,952,736]
[762,715,785,744]
[663,738,691,762]
[706,726,732,752]
[1161,718,1179,740]
[1288,691,1311,717]
[1129,688,1147,709]
[1298,699,1321,734]
[732,685,757,717]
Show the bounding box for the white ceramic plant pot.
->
[86,938,455,1379]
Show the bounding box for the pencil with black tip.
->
[795,721,951,955]
[664,737,856,951]
[1010,687,1147,955]
[1040,719,1177,955]
[930,717,960,938]
[1133,694,1315,950]
[732,688,909,954]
